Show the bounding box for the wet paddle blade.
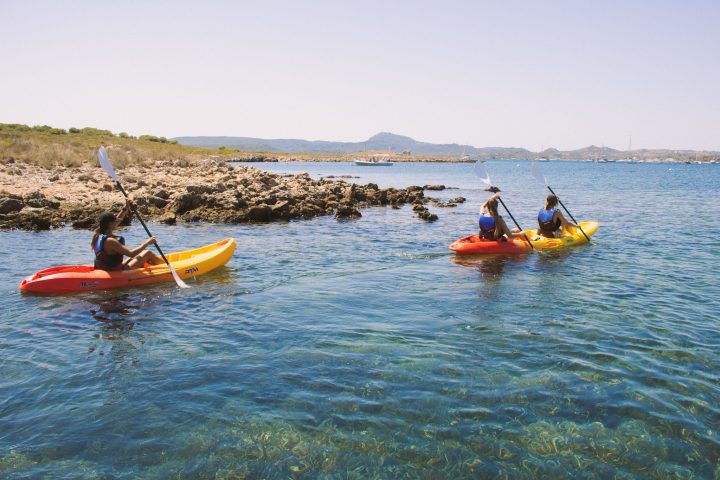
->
[168,264,191,289]
[474,160,493,187]
[98,146,120,182]
[531,161,548,186]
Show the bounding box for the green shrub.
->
[118,132,130,138]
[81,127,113,136]
[219,145,226,151]
[139,135,169,143]
[0,123,31,132]
[69,127,82,134]
[31,125,65,134]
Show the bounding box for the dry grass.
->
[0,129,239,168]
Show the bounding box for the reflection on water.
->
[452,253,529,278]
[1,162,719,478]
[89,293,137,323]
[190,265,237,286]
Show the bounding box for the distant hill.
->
[174,132,531,158]
[173,132,720,161]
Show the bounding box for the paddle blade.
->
[97,146,120,182]
[168,263,191,289]
[474,160,493,187]
[531,162,548,186]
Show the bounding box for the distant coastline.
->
[1,123,718,166]
[176,131,720,164]
[230,153,719,165]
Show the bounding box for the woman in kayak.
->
[478,193,526,242]
[91,199,162,271]
[538,194,578,238]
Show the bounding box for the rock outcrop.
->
[0,159,442,230]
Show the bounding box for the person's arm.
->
[556,210,578,229]
[498,217,525,239]
[479,193,500,214]
[105,236,156,258]
[479,201,488,214]
[115,199,132,224]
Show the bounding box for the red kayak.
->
[449,234,532,255]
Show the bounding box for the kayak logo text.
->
[80,281,100,288]
[185,266,199,275]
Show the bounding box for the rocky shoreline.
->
[0,159,465,231]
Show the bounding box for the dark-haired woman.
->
[91,199,161,271]
[537,194,578,238]
[478,193,526,242]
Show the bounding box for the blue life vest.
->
[538,208,560,233]
[94,234,125,270]
[478,214,495,233]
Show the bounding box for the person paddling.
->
[478,193,527,242]
[537,194,579,238]
[91,199,162,271]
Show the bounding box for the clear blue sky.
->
[1,0,718,150]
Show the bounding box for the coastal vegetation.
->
[0,123,236,169]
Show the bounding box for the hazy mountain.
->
[573,145,620,156]
[174,132,531,157]
[173,132,719,161]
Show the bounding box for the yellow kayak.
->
[450,221,599,255]
[20,238,236,293]
[525,220,600,251]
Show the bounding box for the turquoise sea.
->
[1,161,719,478]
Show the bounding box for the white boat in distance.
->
[354,154,393,166]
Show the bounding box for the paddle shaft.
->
[546,185,590,242]
[496,196,535,252]
[115,181,173,266]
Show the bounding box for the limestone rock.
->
[245,205,272,222]
[335,202,361,219]
[0,196,24,214]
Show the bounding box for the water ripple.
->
[1,162,719,478]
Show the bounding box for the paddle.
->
[531,162,591,243]
[97,146,190,288]
[474,160,535,252]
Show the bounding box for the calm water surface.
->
[1,161,719,478]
